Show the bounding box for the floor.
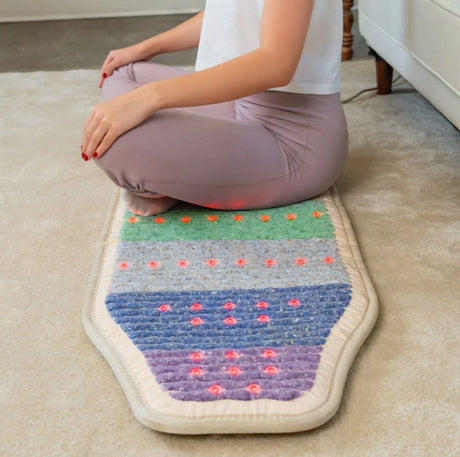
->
[0,10,370,72]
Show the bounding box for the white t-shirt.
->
[195,0,343,94]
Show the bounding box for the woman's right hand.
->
[99,42,153,88]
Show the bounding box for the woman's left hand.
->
[81,86,155,161]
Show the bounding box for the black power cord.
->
[341,74,402,104]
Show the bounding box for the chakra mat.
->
[83,186,378,434]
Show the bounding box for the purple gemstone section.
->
[143,345,322,401]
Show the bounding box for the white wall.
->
[0,0,206,22]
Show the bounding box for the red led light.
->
[312,211,323,218]
[288,298,301,307]
[128,216,139,223]
[225,350,240,359]
[235,258,247,266]
[206,258,219,267]
[286,213,297,220]
[178,259,189,267]
[246,383,262,394]
[265,259,277,267]
[148,260,159,268]
[157,304,171,312]
[226,366,242,376]
[154,217,165,224]
[260,215,270,222]
[224,316,238,325]
[324,256,336,264]
[208,384,225,394]
[190,352,204,361]
[119,262,130,270]
[190,317,204,326]
[256,301,269,308]
[263,365,279,375]
[189,367,205,376]
[257,314,271,323]
[233,215,244,221]
[190,303,203,311]
[262,349,277,358]
[296,257,307,265]
[223,302,236,310]
[181,216,191,223]
[207,215,218,221]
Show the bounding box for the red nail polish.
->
[93,152,98,159]
[82,152,89,161]
[103,73,107,78]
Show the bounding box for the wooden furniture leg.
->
[368,48,394,94]
[342,0,354,60]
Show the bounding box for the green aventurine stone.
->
[121,200,333,242]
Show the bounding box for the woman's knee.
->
[101,64,139,101]
[93,134,155,195]
[93,135,132,189]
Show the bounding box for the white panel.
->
[0,0,206,22]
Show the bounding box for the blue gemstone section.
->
[106,283,351,351]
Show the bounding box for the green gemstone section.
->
[121,199,333,242]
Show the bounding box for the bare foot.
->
[122,190,179,216]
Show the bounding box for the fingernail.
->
[93,152,99,159]
[82,152,89,161]
[103,73,107,78]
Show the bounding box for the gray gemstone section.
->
[109,238,349,293]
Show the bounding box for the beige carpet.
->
[1,60,459,456]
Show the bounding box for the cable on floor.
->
[341,74,403,104]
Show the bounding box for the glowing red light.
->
[154,217,165,224]
[260,215,270,222]
[262,349,277,358]
[223,302,236,310]
[148,260,159,268]
[208,384,225,394]
[226,366,242,376]
[265,259,277,267]
[190,352,204,361]
[189,367,205,376]
[224,316,237,325]
[296,257,307,265]
[233,215,244,221]
[324,256,336,264]
[312,211,323,218]
[178,259,189,267]
[235,258,247,266]
[286,213,297,220]
[128,216,139,223]
[264,365,279,375]
[206,258,219,267]
[190,317,204,326]
[257,314,271,323]
[246,383,262,394]
[157,304,171,312]
[181,216,191,223]
[289,298,301,307]
[190,303,203,311]
[119,262,130,270]
[207,215,218,221]
[225,350,240,359]
[256,301,269,308]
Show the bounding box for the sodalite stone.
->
[105,202,352,401]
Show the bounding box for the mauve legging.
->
[95,61,348,210]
